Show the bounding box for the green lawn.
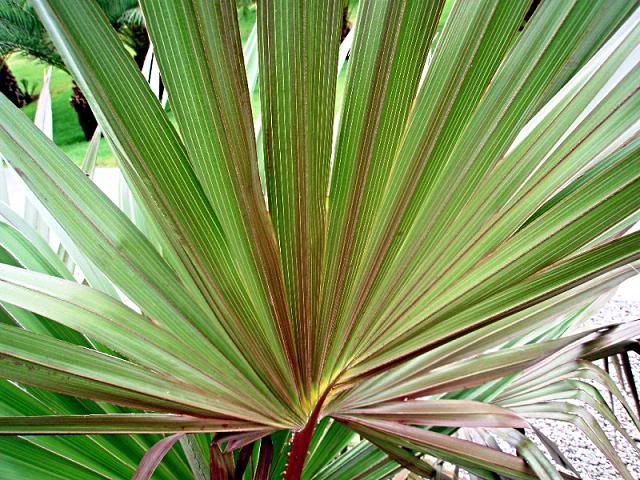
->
[237,5,257,41]
[8,53,117,166]
[7,6,258,168]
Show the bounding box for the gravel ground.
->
[528,291,640,480]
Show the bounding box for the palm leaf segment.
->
[0,0,639,478]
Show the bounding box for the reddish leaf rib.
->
[133,433,184,480]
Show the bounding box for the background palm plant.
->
[0,0,639,478]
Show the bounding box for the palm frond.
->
[0,0,638,478]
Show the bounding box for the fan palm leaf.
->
[0,0,639,478]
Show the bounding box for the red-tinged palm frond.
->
[0,0,639,478]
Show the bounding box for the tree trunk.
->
[341,5,351,41]
[0,59,25,108]
[70,83,97,140]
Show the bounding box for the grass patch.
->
[237,5,257,41]
[60,139,118,168]
[8,53,86,147]
[9,53,117,167]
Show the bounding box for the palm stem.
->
[284,389,330,480]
